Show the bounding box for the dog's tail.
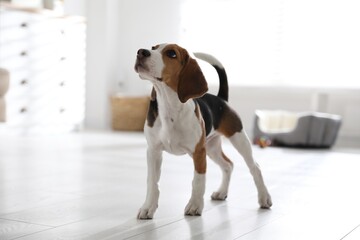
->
[194,52,228,101]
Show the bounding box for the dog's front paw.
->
[184,198,204,216]
[211,191,228,201]
[259,192,273,209]
[137,204,157,219]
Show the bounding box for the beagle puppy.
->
[134,43,272,219]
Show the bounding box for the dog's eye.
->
[166,50,177,59]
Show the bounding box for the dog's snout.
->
[137,49,151,58]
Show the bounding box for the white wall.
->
[84,0,184,130]
[84,0,109,129]
[63,0,85,16]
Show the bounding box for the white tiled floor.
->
[0,131,359,239]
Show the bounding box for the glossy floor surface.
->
[0,132,360,240]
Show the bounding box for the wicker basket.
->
[111,95,150,131]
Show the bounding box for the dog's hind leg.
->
[206,135,233,200]
[229,130,272,209]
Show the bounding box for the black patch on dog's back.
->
[194,93,230,136]
[194,97,212,135]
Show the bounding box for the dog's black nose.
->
[137,49,151,58]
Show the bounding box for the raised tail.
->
[193,52,228,101]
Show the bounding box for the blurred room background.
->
[0,0,359,147]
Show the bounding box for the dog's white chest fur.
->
[152,85,202,155]
[159,119,201,155]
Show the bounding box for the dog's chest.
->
[158,111,202,155]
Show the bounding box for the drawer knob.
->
[20,107,27,113]
[20,22,28,28]
[20,51,28,56]
[20,79,28,85]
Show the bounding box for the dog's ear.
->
[177,55,208,103]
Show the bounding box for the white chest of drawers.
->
[0,4,86,134]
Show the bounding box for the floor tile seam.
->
[233,213,286,240]
[121,217,188,240]
[0,217,54,227]
[340,223,360,240]
[11,226,57,240]
[0,194,86,220]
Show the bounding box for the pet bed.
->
[253,110,342,148]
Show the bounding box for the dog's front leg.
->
[138,147,163,219]
[185,137,206,216]
[184,171,206,216]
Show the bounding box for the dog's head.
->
[134,43,208,103]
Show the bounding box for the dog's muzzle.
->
[135,49,150,73]
[134,48,162,81]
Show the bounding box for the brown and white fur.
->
[134,43,272,219]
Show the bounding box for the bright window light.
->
[180,0,360,88]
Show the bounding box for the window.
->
[180,0,360,88]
